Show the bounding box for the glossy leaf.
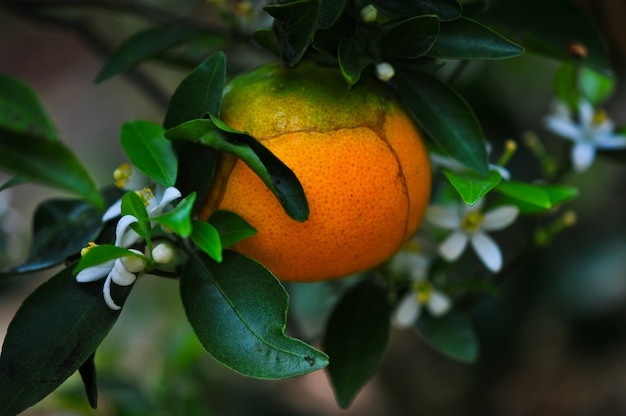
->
[381,15,440,59]
[120,191,151,241]
[180,251,329,379]
[443,169,502,206]
[0,74,56,140]
[264,0,320,66]
[120,120,177,187]
[163,51,226,129]
[95,24,197,83]
[152,192,196,237]
[0,128,103,208]
[482,0,612,75]
[416,312,479,363]
[0,195,114,275]
[496,183,578,214]
[166,117,309,222]
[208,210,257,248]
[190,219,222,262]
[395,71,488,174]
[0,265,129,415]
[427,17,523,60]
[324,280,391,408]
[73,244,146,274]
[495,181,551,210]
[373,0,461,21]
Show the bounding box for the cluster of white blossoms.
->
[77,163,181,310]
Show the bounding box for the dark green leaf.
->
[0,194,114,275]
[73,244,145,274]
[416,312,479,363]
[395,71,488,174]
[173,141,217,216]
[0,128,103,208]
[373,0,461,21]
[554,63,579,111]
[427,17,523,60]
[264,0,320,66]
[253,28,282,58]
[482,0,612,75]
[443,169,502,205]
[180,251,329,379]
[338,38,366,86]
[166,117,309,222]
[0,265,129,415]
[77,353,98,409]
[0,175,27,191]
[318,0,348,29]
[95,24,197,83]
[163,51,227,129]
[324,280,390,408]
[381,15,440,59]
[0,74,56,140]
[190,219,222,262]
[120,120,177,187]
[208,210,257,248]
[120,191,151,241]
[152,192,196,237]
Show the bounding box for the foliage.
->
[0,0,619,413]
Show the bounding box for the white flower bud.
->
[151,242,175,264]
[360,4,378,23]
[375,62,395,81]
[120,249,147,274]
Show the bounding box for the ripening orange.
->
[199,61,431,282]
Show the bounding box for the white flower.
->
[544,99,626,172]
[427,198,519,273]
[76,215,147,310]
[375,62,395,82]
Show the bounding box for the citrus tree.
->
[0,0,621,413]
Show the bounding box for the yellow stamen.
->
[135,188,154,207]
[497,139,517,167]
[461,210,484,233]
[592,109,608,125]
[415,280,432,304]
[81,241,97,257]
[113,163,132,189]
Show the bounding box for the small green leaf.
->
[181,251,329,379]
[373,0,461,21]
[0,265,129,415]
[120,120,177,187]
[95,24,196,83]
[208,210,257,248]
[443,169,502,205]
[264,0,320,66]
[495,181,551,210]
[253,28,282,58]
[324,279,390,408]
[163,51,227,129]
[496,183,578,214]
[554,63,579,111]
[381,15,440,59]
[427,17,523,60]
[190,219,223,262]
[0,74,57,140]
[416,312,479,363]
[73,244,146,274]
[166,117,309,222]
[338,38,366,86]
[395,71,488,174]
[152,193,196,237]
[579,67,615,105]
[0,129,103,208]
[120,191,151,241]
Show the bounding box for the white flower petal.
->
[150,186,182,215]
[115,215,140,247]
[470,232,502,272]
[482,206,519,231]
[103,275,122,311]
[427,290,452,317]
[571,142,596,172]
[102,199,122,222]
[110,258,137,286]
[427,206,461,229]
[578,99,595,128]
[393,293,420,328]
[595,133,626,149]
[76,261,114,282]
[439,231,469,262]
[544,115,582,142]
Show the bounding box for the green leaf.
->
[0,265,129,415]
[95,24,196,83]
[152,192,196,237]
[0,193,116,276]
[173,142,217,216]
[482,0,612,75]
[579,67,615,105]
[77,353,97,409]
[163,51,227,129]
[180,251,329,379]
[496,183,578,214]
[373,0,461,21]
[381,15,440,59]
[427,17,523,60]
[120,120,177,187]
[166,117,309,222]
[338,38,366,86]
[264,0,320,66]
[190,219,222,262]
[208,210,257,248]
[73,244,145,274]
[0,129,103,208]
[253,28,282,58]
[318,0,348,29]
[395,71,488,174]
[120,191,151,241]
[416,312,479,363]
[443,169,502,205]
[554,63,579,111]
[0,74,57,140]
[324,280,390,408]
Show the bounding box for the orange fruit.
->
[199,61,431,282]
